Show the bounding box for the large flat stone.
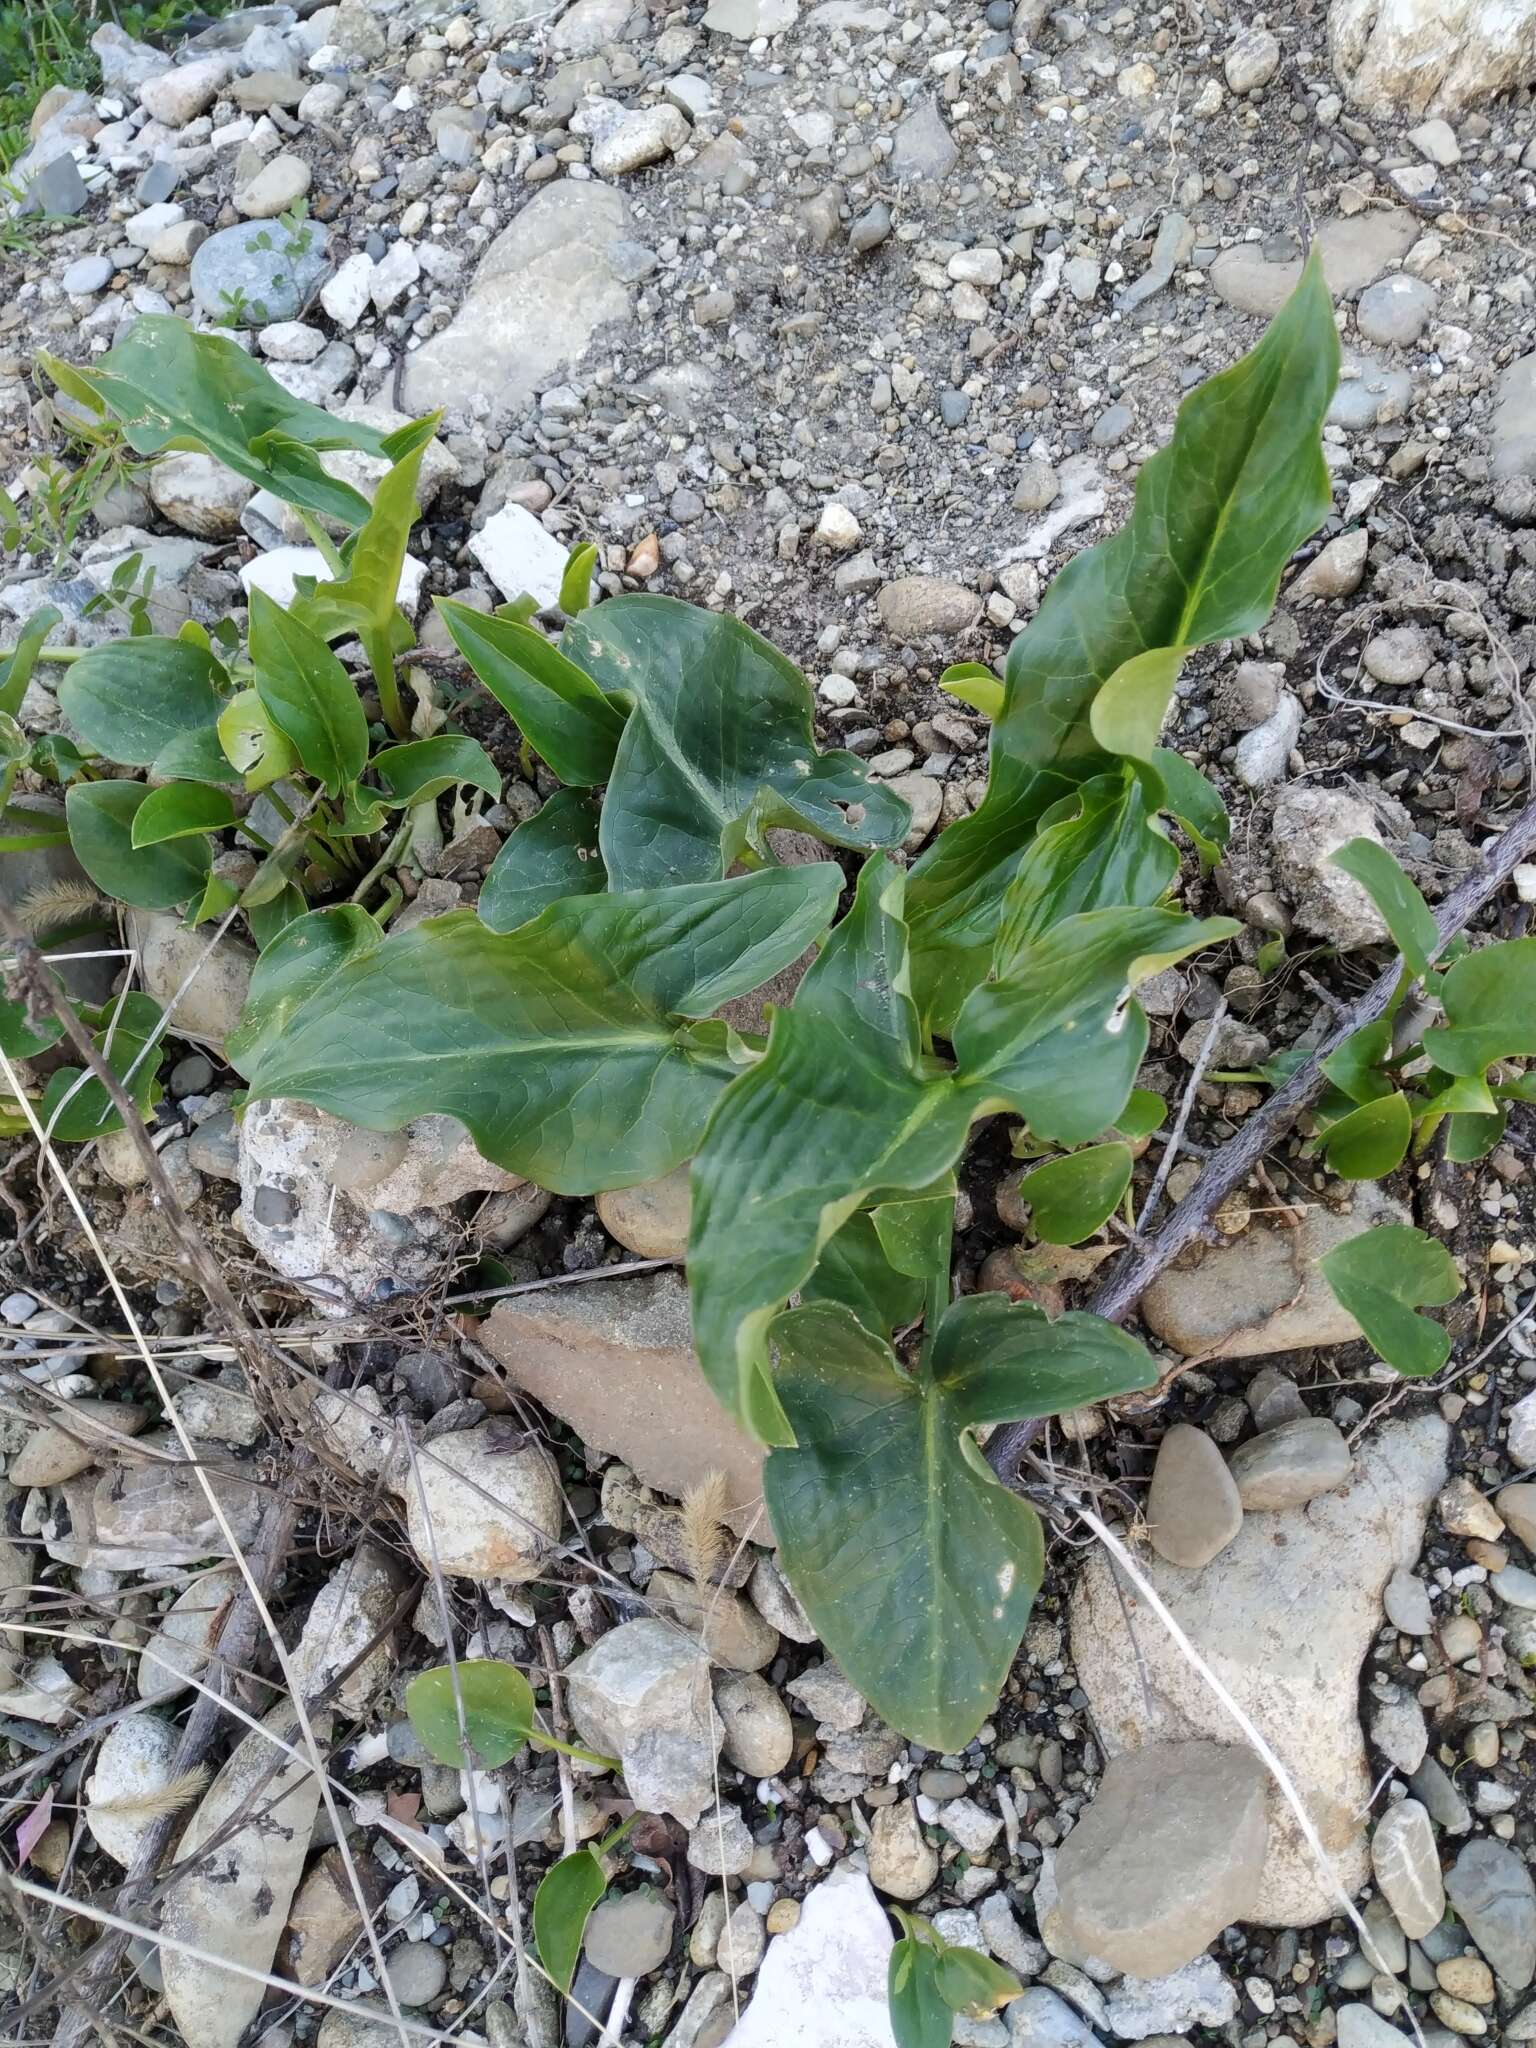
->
[1210,210,1417,317]
[1070,1415,1447,1924]
[482,1270,767,1534]
[1139,1183,1407,1361]
[400,182,630,416]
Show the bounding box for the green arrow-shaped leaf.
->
[436,600,627,789]
[1317,1091,1413,1180]
[235,864,842,1195]
[1423,938,1536,1077]
[288,435,429,699]
[1320,1224,1459,1378]
[904,253,1338,1032]
[564,595,911,888]
[1329,838,1439,980]
[994,767,1176,959]
[954,906,1239,1144]
[765,1294,1155,1747]
[690,857,978,1439]
[249,588,368,799]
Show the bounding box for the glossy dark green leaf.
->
[249,588,368,799]
[1445,1107,1506,1164]
[1320,1224,1459,1378]
[1321,1016,1396,1106]
[1114,1088,1166,1141]
[479,789,606,934]
[800,1210,928,1340]
[955,908,1239,1145]
[1329,838,1439,980]
[1423,939,1536,1077]
[236,864,843,1196]
[66,782,211,910]
[129,782,237,847]
[56,637,224,769]
[288,436,429,694]
[42,317,427,528]
[903,254,1337,1031]
[933,1947,1022,2018]
[436,599,626,788]
[1318,1090,1412,1180]
[535,1850,608,1996]
[40,992,164,1142]
[187,870,242,929]
[218,688,298,791]
[1148,748,1230,865]
[994,769,1176,959]
[765,1295,1155,1746]
[371,735,500,808]
[245,883,309,951]
[690,858,979,1438]
[0,606,62,719]
[226,905,382,1074]
[405,1660,533,1768]
[890,1939,951,2048]
[1014,1144,1133,1243]
[564,595,911,889]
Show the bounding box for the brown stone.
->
[285,1848,377,1987]
[1146,1424,1243,1568]
[481,1270,766,1534]
[1140,1183,1406,1361]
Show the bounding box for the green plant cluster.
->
[4,262,1527,1770]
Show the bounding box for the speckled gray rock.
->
[1272,785,1392,949]
[889,96,957,183]
[1356,273,1435,347]
[564,1619,721,1827]
[1444,1838,1536,1989]
[86,1712,182,1867]
[401,181,630,416]
[1055,1741,1267,1975]
[1008,1987,1101,2048]
[189,217,329,327]
[1104,1957,1238,2038]
[867,1797,939,1901]
[877,577,981,642]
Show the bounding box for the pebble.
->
[1495,1483,1536,1555]
[1449,1843,1536,1982]
[1384,1568,1434,1635]
[1147,1424,1243,1568]
[1357,275,1436,349]
[1439,1478,1505,1542]
[867,1798,938,1901]
[584,1890,675,1977]
[1371,1800,1445,1940]
[61,255,113,296]
[1223,27,1280,92]
[383,1942,446,2007]
[1227,1417,1352,1510]
[1363,626,1433,687]
[938,1796,1002,1857]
